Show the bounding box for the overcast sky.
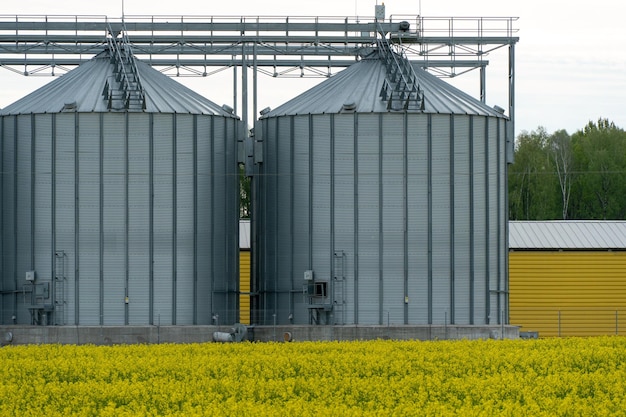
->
[1,0,625,136]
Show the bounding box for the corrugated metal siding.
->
[381,113,404,324]
[258,110,506,326]
[333,114,355,325]
[2,108,239,326]
[102,113,126,325]
[175,114,194,324]
[265,58,506,118]
[453,115,471,324]
[510,221,626,249]
[77,113,101,325]
[472,116,487,323]
[510,251,626,337]
[195,116,212,324]
[292,116,310,323]
[431,114,451,324]
[55,113,77,326]
[128,114,150,325]
[406,114,429,323]
[356,113,381,324]
[239,250,251,325]
[0,52,237,117]
[152,115,174,325]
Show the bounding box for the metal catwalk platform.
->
[0,13,519,128]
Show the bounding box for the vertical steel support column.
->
[508,43,515,145]
[307,114,314,323]
[480,66,486,103]
[242,42,248,133]
[253,42,258,122]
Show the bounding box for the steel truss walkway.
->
[0,13,518,129]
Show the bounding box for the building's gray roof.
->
[0,50,236,117]
[509,221,626,250]
[264,55,506,118]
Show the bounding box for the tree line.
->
[509,118,626,220]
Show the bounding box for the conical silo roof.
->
[264,55,505,118]
[0,50,236,117]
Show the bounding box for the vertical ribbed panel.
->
[292,116,310,323]
[16,116,32,294]
[175,114,194,324]
[152,115,174,325]
[102,113,126,325]
[311,115,331,282]
[488,119,500,323]
[128,113,150,325]
[453,115,471,324]
[431,114,451,323]
[55,113,76,326]
[356,113,380,324]
[195,116,212,324]
[333,114,355,325]
[381,113,404,324]
[510,251,626,337]
[1,118,16,321]
[406,114,429,323]
[77,113,100,325]
[276,116,292,320]
[472,117,487,323]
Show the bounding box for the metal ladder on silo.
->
[377,24,425,111]
[103,22,147,111]
[332,251,346,325]
[54,251,66,325]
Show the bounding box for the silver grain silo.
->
[0,49,241,326]
[254,51,510,326]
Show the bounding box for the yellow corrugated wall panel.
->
[239,250,251,325]
[510,251,626,337]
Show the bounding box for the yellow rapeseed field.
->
[1,337,626,416]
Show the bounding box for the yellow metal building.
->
[239,219,251,325]
[509,221,626,337]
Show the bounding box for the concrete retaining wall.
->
[0,325,519,346]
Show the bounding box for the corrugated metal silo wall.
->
[255,112,507,325]
[0,112,239,325]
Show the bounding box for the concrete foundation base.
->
[0,324,519,346]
